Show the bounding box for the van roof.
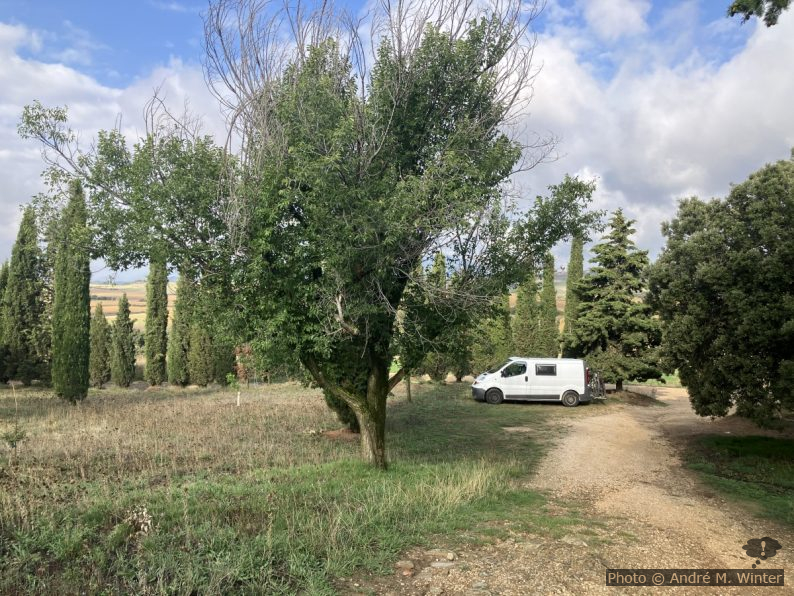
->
[509,356,584,362]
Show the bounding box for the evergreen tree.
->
[538,253,558,356]
[167,273,194,386]
[188,323,213,387]
[417,252,451,380]
[111,293,136,387]
[565,210,662,390]
[512,273,540,356]
[650,155,794,425]
[213,342,236,385]
[563,234,584,342]
[3,207,47,384]
[52,181,91,402]
[512,255,556,356]
[472,294,513,372]
[0,260,8,340]
[0,260,8,381]
[144,259,168,385]
[89,303,111,388]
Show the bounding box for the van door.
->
[499,360,528,398]
[529,362,559,400]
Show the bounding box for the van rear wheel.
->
[485,389,504,405]
[562,391,580,407]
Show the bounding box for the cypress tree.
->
[562,234,584,355]
[188,323,213,387]
[167,273,193,386]
[566,210,662,390]
[144,259,168,385]
[512,272,540,356]
[0,261,8,381]
[0,261,8,337]
[52,181,91,402]
[89,303,111,388]
[538,253,558,356]
[3,207,47,384]
[111,293,136,387]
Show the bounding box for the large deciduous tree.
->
[145,259,169,385]
[52,180,91,402]
[565,210,662,390]
[111,294,136,388]
[649,155,794,426]
[3,207,48,384]
[199,0,596,468]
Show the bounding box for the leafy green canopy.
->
[52,180,91,402]
[18,102,233,278]
[565,210,662,388]
[650,155,794,425]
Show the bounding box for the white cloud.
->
[521,7,794,261]
[150,1,201,14]
[2,4,793,278]
[580,0,651,42]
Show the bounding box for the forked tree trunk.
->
[303,354,391,469]
[357,361,389,469]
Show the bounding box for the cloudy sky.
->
[0,0,792,280]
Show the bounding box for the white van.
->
[471,357,592,406]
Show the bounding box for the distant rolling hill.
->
[90,280,176,330]
[93,271,570,331]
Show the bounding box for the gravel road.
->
[351,387,793,595]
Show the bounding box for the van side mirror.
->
[501,370,508,377]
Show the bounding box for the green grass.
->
[627,373,681,387]
[685,435,794,527]
[629,373,682,387]
[0,382,590,594]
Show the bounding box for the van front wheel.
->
[562,391,580,407]
[485,389,504,405]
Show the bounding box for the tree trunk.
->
[357,358,389,469]
[616,379,623,392]
[405,371,412,403]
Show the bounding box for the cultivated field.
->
[0,381,594,594]
[90,280,176,329]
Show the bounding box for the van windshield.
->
[486,359,512,374]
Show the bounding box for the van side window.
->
[535,364,556,376]
[503,362,526,377]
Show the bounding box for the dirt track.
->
[529,386,793,594]
[358,387,793,595]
